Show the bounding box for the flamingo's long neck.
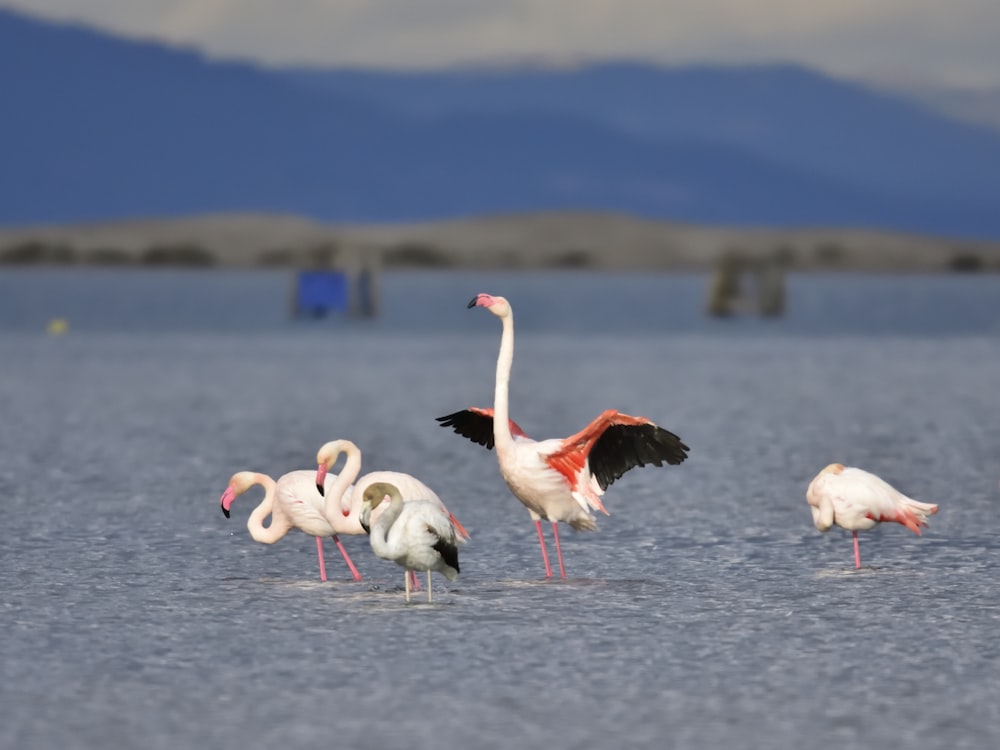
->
[492,310,516,458]
[324,443,362,520]
[246,473,289,544]
[370,491,405,558]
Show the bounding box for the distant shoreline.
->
[1,211,998,273]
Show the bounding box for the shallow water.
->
[1,271,999,749]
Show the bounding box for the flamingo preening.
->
[219,469,363,581]
[806,463,939,568]
[437,293,690,578]
[360,481,461,603]
[314,439,469,589]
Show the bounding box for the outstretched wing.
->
[436,407,529,450]
[590,421,690,490]
[546,409,690,493]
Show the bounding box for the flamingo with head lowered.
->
[437,292,690,579]
[806,463,939,569]
[360,481,461,603]
[219,469,363,582]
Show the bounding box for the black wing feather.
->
[436,410,495,450]
[431,534,461,574]
[589,424,690,491]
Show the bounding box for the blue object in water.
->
[295,271,348,317]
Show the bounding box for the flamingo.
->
[314,439,470,590]
[314,439,470,540]
[437,292,690,579]
[219,469,363,582]
[806,463,939,569]
[360,481,461,603]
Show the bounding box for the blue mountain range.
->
[2,8,999,239]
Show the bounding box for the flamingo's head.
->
[359,481,400,533]
[220,471,255,518]
[805,463,845,518]
[314,439,348,496]
[361,482,397,508]
[818,463,846,476]
[468,293,510,318]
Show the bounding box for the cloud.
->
[4,0,1000,86]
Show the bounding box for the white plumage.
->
[219,469,362,581]
[806,463,939,568]
[315,439,470,542]
[360,481,461,603]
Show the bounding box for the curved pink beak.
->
[219,486,236,518]
[315,463,327,496]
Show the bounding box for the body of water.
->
[1,270,998,749]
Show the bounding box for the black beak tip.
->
[466,296,478,309]
[316,484,325,497]
[221,506,230,519]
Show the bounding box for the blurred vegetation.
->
[545,249,591,268]
[383,242,453,268]
[257,247,297,266]
[304,243,339,269]
[948,251,985,272]
[141,243,215,266]
[1,214,999,272]
[773,244,798,268]
[83,247,133,265]
[814,241,846,266]
[0,240,75,264]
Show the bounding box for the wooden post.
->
[707,253,742,317]
[758,260,786,317]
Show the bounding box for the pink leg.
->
[409,570,422,591]
[315,537,327,582]
[332,534,363,581]
[853,531,861,569]
[535,520,553,578]
[551,522,567,579]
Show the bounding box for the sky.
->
[4,0,1000,88]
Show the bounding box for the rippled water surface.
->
[1,271,999,749]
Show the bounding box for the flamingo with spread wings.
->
[437,292,690,578]
[806,463,939,569]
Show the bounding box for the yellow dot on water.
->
[47,318,69,335]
